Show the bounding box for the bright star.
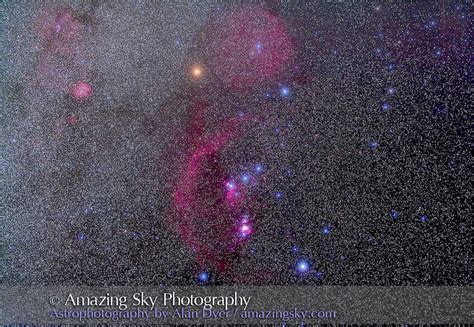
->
[191,65,203,78]
[322,225,331,235]
[198,272,209,282]
[280,86,290,97]
[225,181,236,190]
[296,259,310,274]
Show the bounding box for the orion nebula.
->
[2,1,471,286]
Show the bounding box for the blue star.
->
[322,225,331,235]
[388,63,396,71]
[391,210,399,220]
[225,181,236,190]
[387,87,396,95]
[255,164,264,174]
[296,259,310,274]
[420,215,428,223]
[435,48,442,57]
[369,141,379,150]
[382,103,391,111]
[198,272,209,283]
[291,245,300,254]
[275,192,283,199]
[77,232,86,241]
[279,86,291,97]
[241,174,250,184]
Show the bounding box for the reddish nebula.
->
[70,81,93,100]
[33,6,89,95]
[170,99,258,274]
[167,6,295,278]
[206,6,294,91]
[36,7,82,58]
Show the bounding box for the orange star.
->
[191,65,203,78]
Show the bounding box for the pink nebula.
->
[36,8,82,58]
[206,6,294,91]
[33,6,91,96]
[170,99,258,273]
[70,81,92,100]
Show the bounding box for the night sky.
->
[2,1,472,286]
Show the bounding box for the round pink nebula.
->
[206,6,294,90]
[70,82,92,100]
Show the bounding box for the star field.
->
[2,1,471,286]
